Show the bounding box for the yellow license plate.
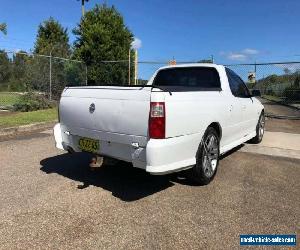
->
[78,138,99,153]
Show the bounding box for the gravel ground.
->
[265,118,300,134]
[260,98,300,117]
[0,133,299,249]
[258,98,300,134]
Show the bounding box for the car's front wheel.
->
[188,127,220,185]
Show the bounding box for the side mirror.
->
[251,89,261,97]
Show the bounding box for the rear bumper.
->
[53,123,64,150]
[145,134,202,174]
[53,123,147,168]
[53,123,202,175]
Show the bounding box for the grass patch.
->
[0,92,22,106]
[0,108,57,128]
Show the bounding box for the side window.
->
[225,68,250,98]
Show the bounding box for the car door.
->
[221,68,246,145]
[237,81,258,135]
[225,68,253,140]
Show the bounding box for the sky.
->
[0,0,300,79]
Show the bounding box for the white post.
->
[134,49,138,85]
[81,0,85,17]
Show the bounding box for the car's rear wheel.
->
[188,127,220,185]
[249,112,265,144]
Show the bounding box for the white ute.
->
[54,64,264,184]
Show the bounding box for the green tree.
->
[294,75,300,88]
[8,51,28,91]
[64,61,86,86]
[73,4,134,85]
[197,59,213,63]
[33,18,71,98]
[0,50,11,90]
[34,17,70,57]
[0,23,7,35]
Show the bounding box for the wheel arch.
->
[207,122,222,140]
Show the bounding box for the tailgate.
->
[59,86,152,146]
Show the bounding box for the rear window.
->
[153,67,221,89]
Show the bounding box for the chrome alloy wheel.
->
[258,114,265,140]
[202,134,219,178]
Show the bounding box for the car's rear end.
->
[54,86,153,169]
[54,84,196,174]
[54,64,225,175]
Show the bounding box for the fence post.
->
[49,51,52,101]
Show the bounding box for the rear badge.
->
[89,103,95,113]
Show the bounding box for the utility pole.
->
[78,0,89,17]
[134,49,138,85]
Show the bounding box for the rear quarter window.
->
[153,67,221,89]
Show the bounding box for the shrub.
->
[283,87,300,103]
[13,92,55,112]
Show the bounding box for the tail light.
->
[149,102,165,139]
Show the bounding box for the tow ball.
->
[89,155,104,170]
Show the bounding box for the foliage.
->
[197,59,213,63]
[0,52,85,98]
[0,50,11,86]
[137,78,148,85]
[0,92,21,106]
[8,51,28,91]
[0,23,7,35]
[247,81,257,89]
[73,4,133,85]
[256,72,299,94]
[257,71,300,102]
[13,92,55,112]
[30,17,72,98]
[0,108,57,128]
[34,17,70,57]
[0,6,134,95]
[283,86,300,102]
[0,18,74,95]
[294,75,300,88]
[64,61,86,86]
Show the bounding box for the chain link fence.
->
[1,50,300,116]
[0,51,86,108]
[226,62,300,109]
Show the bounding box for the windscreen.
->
[153,67,221,88]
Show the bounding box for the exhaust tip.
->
[67,146,75,154]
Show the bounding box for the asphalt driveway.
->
[0,132,299,249]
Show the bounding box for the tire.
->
[249,112,265,144]
[188,127,220,185]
